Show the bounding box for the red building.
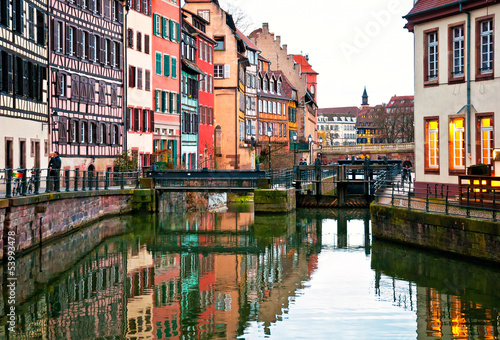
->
[293,54,318,103]
[182,10,215,168]
[151,0,181,167]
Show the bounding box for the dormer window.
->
[277,81,281,94]
[270,80,274,93]
[263,78,268,92]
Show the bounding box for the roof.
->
[318,106,360,116]
[293,55,318,74]
[406,0,460,17]
[236,29,260,52]
[279,72,298,100]
[386,95,414,107]
[181,59,204,75]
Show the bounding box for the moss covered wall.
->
[254,188,296,213]
[371,203,500,263]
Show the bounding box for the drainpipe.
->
[124,2,130,153]
[460,1,471,158]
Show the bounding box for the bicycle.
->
[27,168,36,194]
[12,170,23,196]
[401,167,413,185]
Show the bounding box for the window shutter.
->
[1,0,9,28]
[128,66,134,87]
[65,25,70,56]
[141,0,146,15]
[128,28,133,48]
[54,71,61,96]
[106,124,111,144]
[163,54,170,76]
[154,90,159,111]
[100,35,105,65]
[117,2,123,23]
[134,109,140,132]
[177,93,180,113]
[99,81,105,105]
[137,68,142,89]
[118,42,123,69]
[111,83,117,106]
[22,60,28,97]
[77,30,83,58]
[89,0,95,12]
[142,110,147,132]
[162,90,167,113]
[19,0,24,34]
[145,70,150,91]
[169,92,173,113]
[144,35,149,54]
[224,64,230,78]
[52,19,58,52]
[137,32,141,51]
[88,78,95,103]
[161,17,166,39]
[71,74,80,101]
[153,14,157,35]
[104,0,110,19]
[176,22,180,42]
[171,57,176,78]
[59,117,68,144]
[80,76,87,102]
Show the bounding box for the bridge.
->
[318,143,414,162]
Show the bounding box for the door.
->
[34,141,40,169]
[5,139,13,169]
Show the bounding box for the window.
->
[477,17,494,77]
[137,68,142,89]
[449,25,464,81]
[144,34,150,54]
[163,54,170,77]
[127,28,134,48]
[153,14,161,36]
[171,57,177,78]
[424,29,438,84]
[28,5,35,41]
[145,70,150,91]
[198,10,209,22]
[477,115,494,165]
[214,64,224,78]
[68,26,77,56]
[129,66,136,87]
[425,118,439,173]
[80,121,87,143]
[449,117,465,173]
[214,36,225,51]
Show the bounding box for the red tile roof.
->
[236,29,260,52]
[318,107,360,115]
[406,0,461,17]
[293,55,318,74]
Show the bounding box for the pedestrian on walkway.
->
[402,156,412,185]
[49,151,62,191]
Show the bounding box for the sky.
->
[216,0,416,108]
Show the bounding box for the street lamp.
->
[308,134,313,164]
[319,136,323,164]
[42,111,60,131]
[267,126,273,170]
[292,134,297,165]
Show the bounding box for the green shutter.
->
[170,20,174,41]
[162,91,167,112]
[163,54,170,77]
[176,23,180,42]
[156,53,161,75]
[153,14,157,35]
[169,92,174,113]
[154,90,159,111]
[173,140,177,168]
[177,93,180,113]
[161,17,166,39]
[172,58,177,78]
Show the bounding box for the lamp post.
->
[267,126,273,170]
[292,134,297,165]
[319,136,323,164]
[308,134,313,164]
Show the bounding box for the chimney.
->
[305,54,309,61]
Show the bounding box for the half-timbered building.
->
[0,0,49,169]
[125,0,153,169]
[49,0,125,172]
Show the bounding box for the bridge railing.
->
[374,175,500,221]
[268,169,295,189]
[0,168,141,198]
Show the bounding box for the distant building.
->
[405,0,500,190]
[316,107,359,146]
[356,89,384,144]
[384,96,414,143]
[249,23,318,144]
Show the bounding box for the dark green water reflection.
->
[1,209,499,339]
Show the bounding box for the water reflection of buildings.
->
[371,241,500,340]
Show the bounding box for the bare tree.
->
[218,1,254,34]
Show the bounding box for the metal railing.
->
[374,174,500,221]
[0,168,141,199]
[268,169,295,189]
[320,142,415,154]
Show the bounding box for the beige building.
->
[317,107,359,146]
[405,0,500,192]
[126,4,154,168]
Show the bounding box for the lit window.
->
[449,117,465,171]
[425,119,439,170]
[479,116,493,165]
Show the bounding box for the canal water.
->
[1,208,499,339]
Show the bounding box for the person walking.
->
[49,151,62,191]
[402,156,412,185]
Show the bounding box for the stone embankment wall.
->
[0,188,186,260]
[371,203,500,263]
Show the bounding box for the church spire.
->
[362,87,369,106]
